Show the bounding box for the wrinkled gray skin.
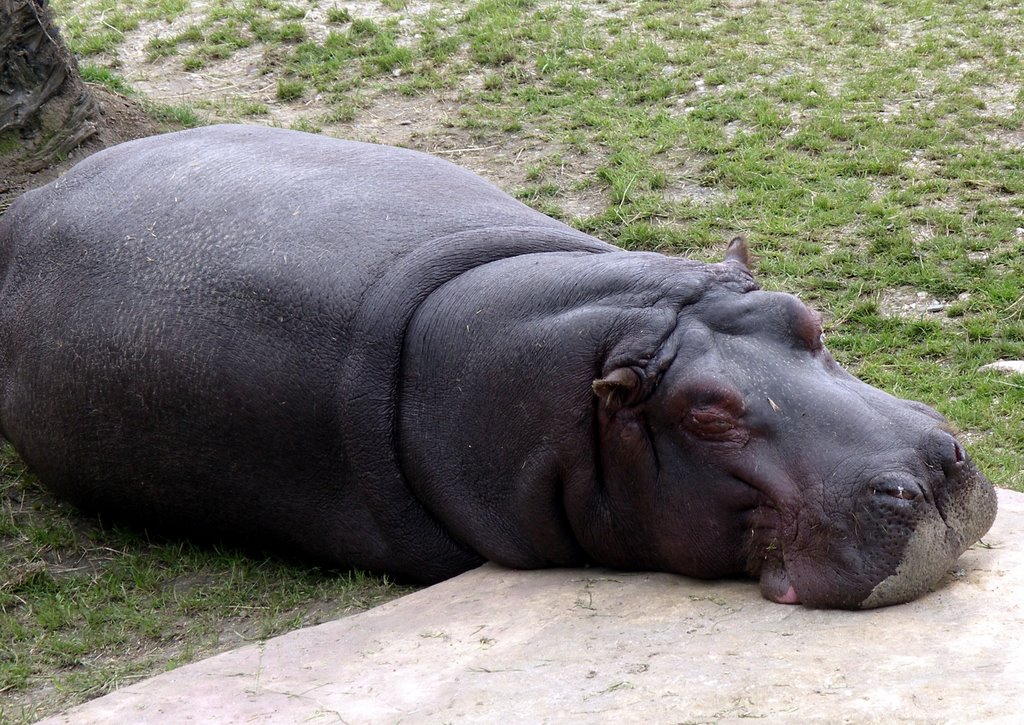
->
[0,125,997,608]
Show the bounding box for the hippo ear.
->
[724,235,751,272]
[592,368,642,413]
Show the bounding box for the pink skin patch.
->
[759,560,802,605]
[774,585,801,605]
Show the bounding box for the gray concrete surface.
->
[42,488,1023,724]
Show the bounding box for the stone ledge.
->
[41,489,1023,724]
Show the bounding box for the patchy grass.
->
[0,446,410,723]
[9,0,1024,720]
[78,65,132,93]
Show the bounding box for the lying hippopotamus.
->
[0,125,996,608]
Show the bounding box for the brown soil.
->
[0,85,163,212]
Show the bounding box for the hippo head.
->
[589,238,997,608]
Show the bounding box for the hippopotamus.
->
[0,125,997,608]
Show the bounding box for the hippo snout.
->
[916,429,994,532]
[933,438,998,547]
[852,427,997,609]
[870,429,966,509]
[749,390,996,609]
[861,485,995,608]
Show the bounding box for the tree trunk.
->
[0,0,99,174]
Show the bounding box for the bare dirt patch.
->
[989,128,1024,149]
[84,1,461,132]
[878,287,968,321]
[653,152,728,207]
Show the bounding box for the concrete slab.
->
[42,489,1023,724]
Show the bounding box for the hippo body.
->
[0,125,997,608]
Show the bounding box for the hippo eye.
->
[674,382,748,445]
[685,407,735,435]
[680,404,748,445]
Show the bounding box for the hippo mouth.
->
[759,556,801,605]
[738,475,804,605]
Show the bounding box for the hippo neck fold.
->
[340,224,612,580]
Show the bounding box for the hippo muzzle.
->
[759,428,997,609]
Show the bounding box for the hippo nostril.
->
[892,486,918,501]
[873,480,923,503]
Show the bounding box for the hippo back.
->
[0,125,613,580]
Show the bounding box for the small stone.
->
[979,360,1024,375]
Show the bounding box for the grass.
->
[8,0,1024,719]
[0,446,410,722]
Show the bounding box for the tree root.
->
[0,0,99,173]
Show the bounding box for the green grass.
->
[78,65,132,93]
[0,130,20,156]
[144,101,202,127]
[0,446,410,722]
[13,0,1024,719]
[326,6,351,24]
[276,77,305,100]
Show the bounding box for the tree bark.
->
[0,0,99,174]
